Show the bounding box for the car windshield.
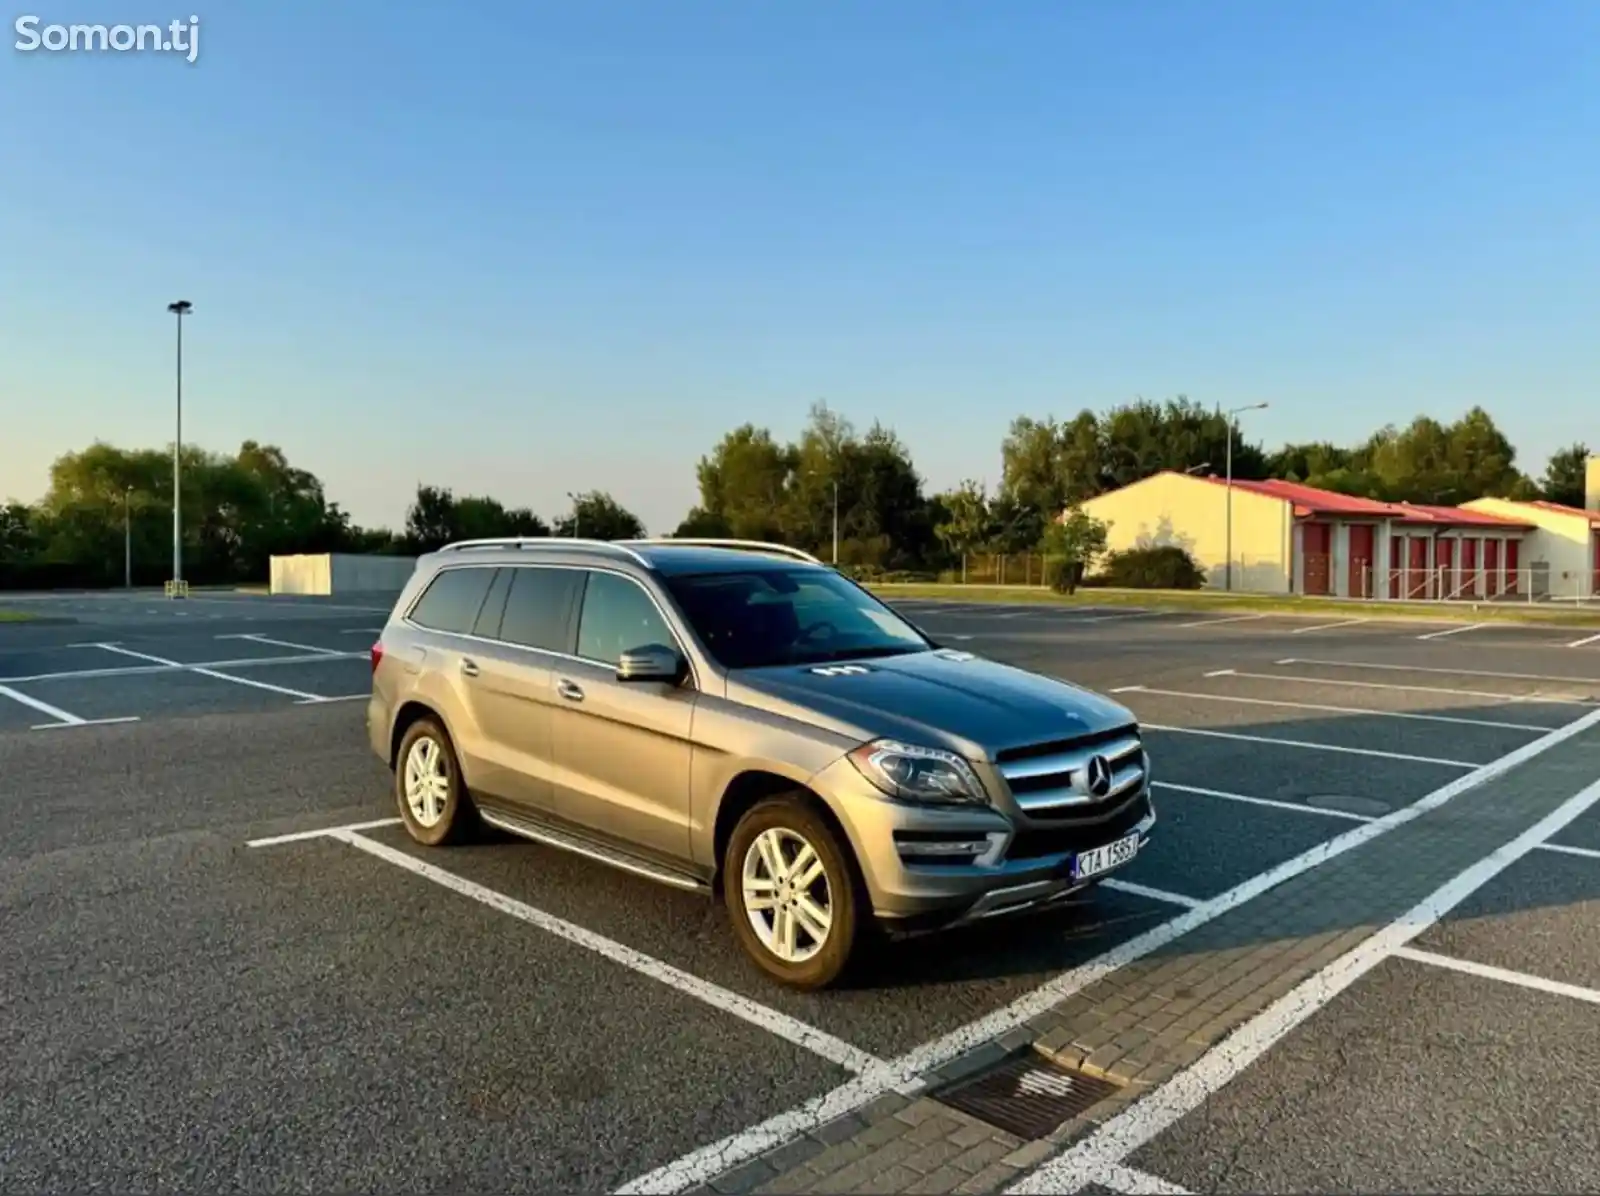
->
[663,567,933,670]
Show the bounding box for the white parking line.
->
[219,632,345,656]
[1205,667,1596,708]
[1095,1163,1192,1195]
[0,650,365,686]
[91,643,332,703]
[1100,879,1200,909]
[328,829,884,1075]
[0,682,86,725]
[1537,841,1600,862]
[1391,946,1600,1007]
[617,704,1600,1195]
[339,627,385,635]
[1289,618,1369,634]
[1141,723,1475,769]
[1153,782,1374,824]
[1008,769,1600,1195]
[1568,631,1600,648]
[1277,657,1600,687]
[1114,685,1547,732]
[1174,613,1266,630]
[1417,623,1485,641]
[246,817,403,847]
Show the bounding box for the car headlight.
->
[847,739,990,806]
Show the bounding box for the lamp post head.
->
[167,300,193,316]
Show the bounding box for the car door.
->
[400,564,501,790]
[461,564,583,815]
[549,568,698,864]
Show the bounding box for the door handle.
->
[557,679,585,702]
[460,658,480,678]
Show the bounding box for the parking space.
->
[10,588,1600,1191]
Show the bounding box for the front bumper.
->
[813,755,1157,934]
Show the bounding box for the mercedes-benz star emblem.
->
[1082,755,1113,799]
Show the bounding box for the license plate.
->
[1072,832,1140,881]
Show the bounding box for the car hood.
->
[724,648,1136,761]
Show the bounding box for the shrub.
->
[1043,557,1087,594]
[1097,545,1206,590]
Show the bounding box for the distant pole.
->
[1223,402,1269,591]
[832,480,839,565]
[567,491,579,537]
[166,300,193,585]
[124,487,133,588]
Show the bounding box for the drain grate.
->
[932,1051,1120,1140]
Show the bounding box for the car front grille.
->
[995,724,1147,817]
[1007,790,1151,859]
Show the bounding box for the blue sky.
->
[4,0,1597,533]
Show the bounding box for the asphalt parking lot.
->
[4,590,1600,1193]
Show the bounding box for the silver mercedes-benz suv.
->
[367,537,1155,989]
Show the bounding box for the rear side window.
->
[499,567,582,652]
[577,571,676,666]
[472,568,513,638]
[408,567,496,635]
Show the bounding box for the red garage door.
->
[1302,522,1332,595]
[1348,525,1375,598]
[1484,540,1501,597]
[1459,538,1479,599]
[1407,537,1430,599]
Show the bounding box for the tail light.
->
[370,641,385,674]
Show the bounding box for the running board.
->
[476,806,709,894]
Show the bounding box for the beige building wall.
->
[1459,498,1594,596]
[1080,472,1294,593]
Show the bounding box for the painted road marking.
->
[1005,769,1600,1195]
[1288,618,1369,634]
[1100,879,1201,909]
[1568,631,1600,648]
[1115,685,1547,733]
[1417,623,1485,640]
[246,817,404,847]
[1174,613,1266,630]
[1141,723,1475,769]
[0,649,365,686]
[1392,946,1600,1007]
[31,717,141,731]
[1094,1164,1192,1195]
[615,704,1600,1195]
[1538,841,1600,862]
[293,693,369,704]
[1277,657,1600,687]
[326,828,884,1075]
[220,632,346,656]
[1205,666,1596,707]
[0,682,86,725]
[1153,781,1375,824]
[338,627,385,634]
[91,643,331,703]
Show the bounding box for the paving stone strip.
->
[690,728,1600,1196]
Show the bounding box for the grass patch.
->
[866,582,1600,627]
[0,609,40,622]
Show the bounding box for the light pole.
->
[831,478,839,565]
[124,487,133,588]
[1223,402,1269,591]
[166,300,192,587]
[567,491,579,537]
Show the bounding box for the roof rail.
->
[438,537,653,567]
[623,538,824,565]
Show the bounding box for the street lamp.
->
[166,300,192,588]
[124,486,133,588]
[831,478,839,566]
[567,491,579,537]
[1223,402,1269,591]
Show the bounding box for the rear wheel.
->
[395,716,476,846]
[724,796,862,990]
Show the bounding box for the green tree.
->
[933,480,993,559]
[1039,505,1110,594]
[1541,442,1591,508]
[554,490,646,540]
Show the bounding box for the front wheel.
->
[724,796,862,990]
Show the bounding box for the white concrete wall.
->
[270,553,418,595]
[1459,498,1592,598]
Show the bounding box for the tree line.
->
[0,398,1588,589]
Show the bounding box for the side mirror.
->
[616,643,685,683]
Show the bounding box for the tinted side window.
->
[408,567,496,635]
[499,567,582,653]
[471,568,513,638]
[577,572,675,666]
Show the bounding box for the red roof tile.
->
[1170,471,1533,529]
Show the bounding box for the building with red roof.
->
[1460,495,1600,602]
[1077,469,1538,599]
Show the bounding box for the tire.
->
[723,795,863,990]
[394,716,476,846]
